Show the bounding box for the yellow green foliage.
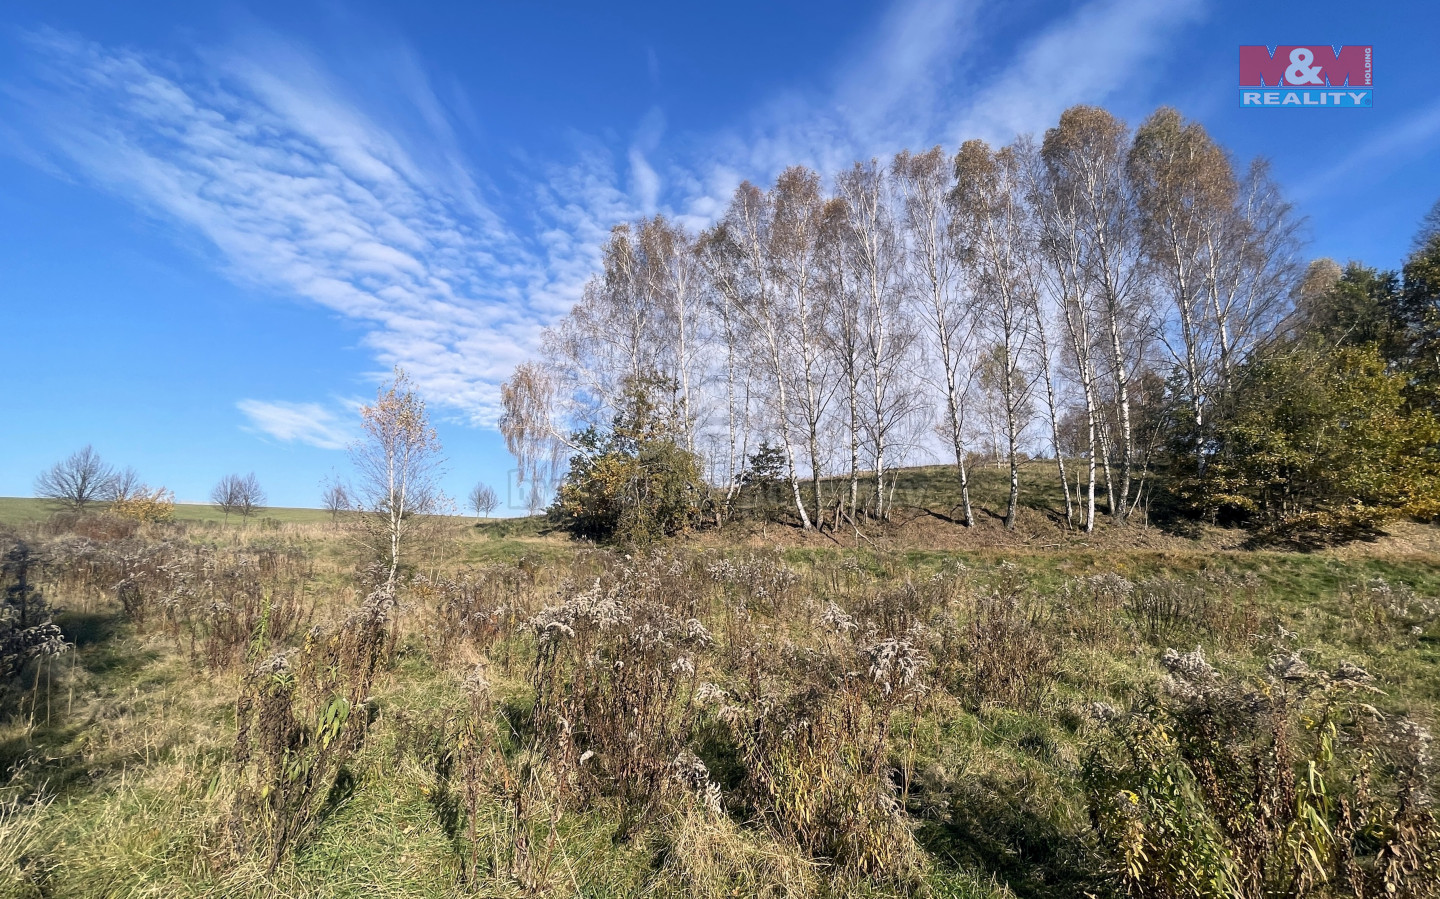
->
[110,486,176,523]
[554,375,704,544]
[1192,341,1440,539]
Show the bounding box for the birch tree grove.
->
[1130,108,1301,475]
[502,102,1304,533]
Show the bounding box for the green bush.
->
[552,375,705,544]
[1173,341,1440,541]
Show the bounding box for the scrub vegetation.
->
[1,478,1437,898]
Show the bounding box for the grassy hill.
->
[0,476,1437,898]
[0,496,335,527]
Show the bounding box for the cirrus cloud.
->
[237,399,357,450]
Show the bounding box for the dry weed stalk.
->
[1086,648,1440,898]
[227,584,395,869]
[529,563,713,837]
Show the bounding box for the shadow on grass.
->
[0,608,161,798]
[55,610,122,649]
[915,778,1115,899]
[1242,519,1388,552]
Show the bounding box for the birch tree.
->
[499,361,566,510]
[1033,133,1104,531]
[638,216,705,449]
[1130,109,1300,472]
[1011,138,1076,526]
[1042,106,1148,523]
[1128,108,1235,468]
[704,182,813,529]
[771,166,837,527]
[543,223,662,429]
[698,239,754,519]
[352,367,446,587]
[952,139,1038,529]
[1207,159,1300,390]
[838,159,911,520]
[894,147,978,526]
[818,196,866,524]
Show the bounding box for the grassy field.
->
[0,496,336,527]
[0,457,1143,533]
[0,474,1437,898]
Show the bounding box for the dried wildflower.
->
[863,638,926,697]
[1161,646,1219,700]
[462,664,491,699]
[1161,646,1217,683]
[684,618,714,646]
[673,750,724,815]
[530,579,630,643]
[819,601,857,635]
[1334,660,1373,684]
[1086,701,1121,724]
[1267,651,1312,681]
[1390,719,1433,768]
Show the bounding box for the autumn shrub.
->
[705,550,801,615]
[227,585,396,868]
[712,619,929,880]
[552,375,705,544]
[1085,647,1440,899]
[842,575,956,642]
[109,486,175,523]
[1189,341,1440,543]
[0,537,69,685]
[529,569,712,836]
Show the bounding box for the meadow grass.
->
[0,496,336,528]
[0,476,1436,898]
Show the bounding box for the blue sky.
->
[2,0,1437,511]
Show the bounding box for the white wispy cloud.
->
[627,0,1207,238]
[237,399,356,449]
[7,28,578,425]
[4,0,1205,439]
[950,0,1206,143]
[1289,97,1440,202]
